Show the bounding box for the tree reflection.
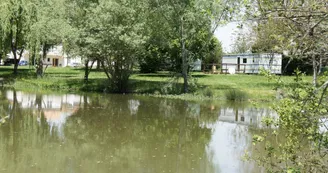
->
[63,95,215,173]
[0,90,272,173]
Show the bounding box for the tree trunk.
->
[84,59,90,82]
[180,17,188,93]
[37,44,47,78]
[96,59,100,70]
[13,61,19,74]
[11,34,18,75]
[31,45,36,66]
[312,54,318,86]
[84,59,96,83]
[318,56,323,75]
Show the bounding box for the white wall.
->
[222,53,282,74]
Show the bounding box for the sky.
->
[214,22,239,53]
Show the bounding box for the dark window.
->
[48,58,50,62]
[243,58,247,63]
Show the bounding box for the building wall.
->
[222,53,282,74]
[7,45,82,67]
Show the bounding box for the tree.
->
[0,0,32,74]
[152,0,241,93]
[137,32,223,73]
[85,0,148,93]
[250,0,328,86]
[231,23,255,54]
[28,0,74,77]
[0,23,10,65]
[201,36,223,65]
[248,71,328,172]
[65,0,100,82]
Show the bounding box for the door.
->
[237,57,240,71]
[53,58,59,67]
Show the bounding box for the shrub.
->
[199,87,214,98]
[224,89,248,101]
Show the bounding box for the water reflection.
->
[219,105,277,128]
[5,91,88,137]
[0,89,275,173]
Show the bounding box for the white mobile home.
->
[221,53,282,74]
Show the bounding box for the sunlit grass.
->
[0,66,312,101]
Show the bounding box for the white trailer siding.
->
[221,53,282,74]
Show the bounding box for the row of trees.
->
[0,0,241,93]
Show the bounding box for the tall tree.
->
[251,0,328,86]
[231,23,255,54]
[0,23,10,64]
[152,0,241,93]
[28,0,73,77]
[65,0,100,82]
[86,0,148,93]
[0,0,32,74]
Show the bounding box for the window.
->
[243,58,247,63]
[47,58,50,62]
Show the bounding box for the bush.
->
[139,56,161,73]
[160,80,183,95]
[224,89,248,101]
[199,87,214,97]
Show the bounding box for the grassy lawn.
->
[0,65,312,101]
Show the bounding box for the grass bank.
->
[0,66,311,101]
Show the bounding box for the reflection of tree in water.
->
[0,89,10,122]
[0,90,57,172]
[62,95,215,173]
[1,90,269,173]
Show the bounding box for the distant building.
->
[7,45,83,67]
[221,53,282,74]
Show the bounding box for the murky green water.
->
[0,89,276,173]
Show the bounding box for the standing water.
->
[0,89,276,173]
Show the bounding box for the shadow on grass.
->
[71,68,103,72]
[135,73,209,78]
[46,72,80,75]
[212,84,234,90]
[64,78,108,92]
[44,74,80,78]
[0,67,36,85]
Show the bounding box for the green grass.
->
[0,66,312,101]
[224,89,248,101]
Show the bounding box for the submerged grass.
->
[0,66,312,101]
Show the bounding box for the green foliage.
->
[249,0,328,85]
[251,19,290,54]
[250,71,328,172]
[198,87,214,98]
[201,37,223,65]
[150,0,242,93]
[83,0,148,93]
[224,89,248,101]
[138,44,166,73]
[231,25,254,54]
